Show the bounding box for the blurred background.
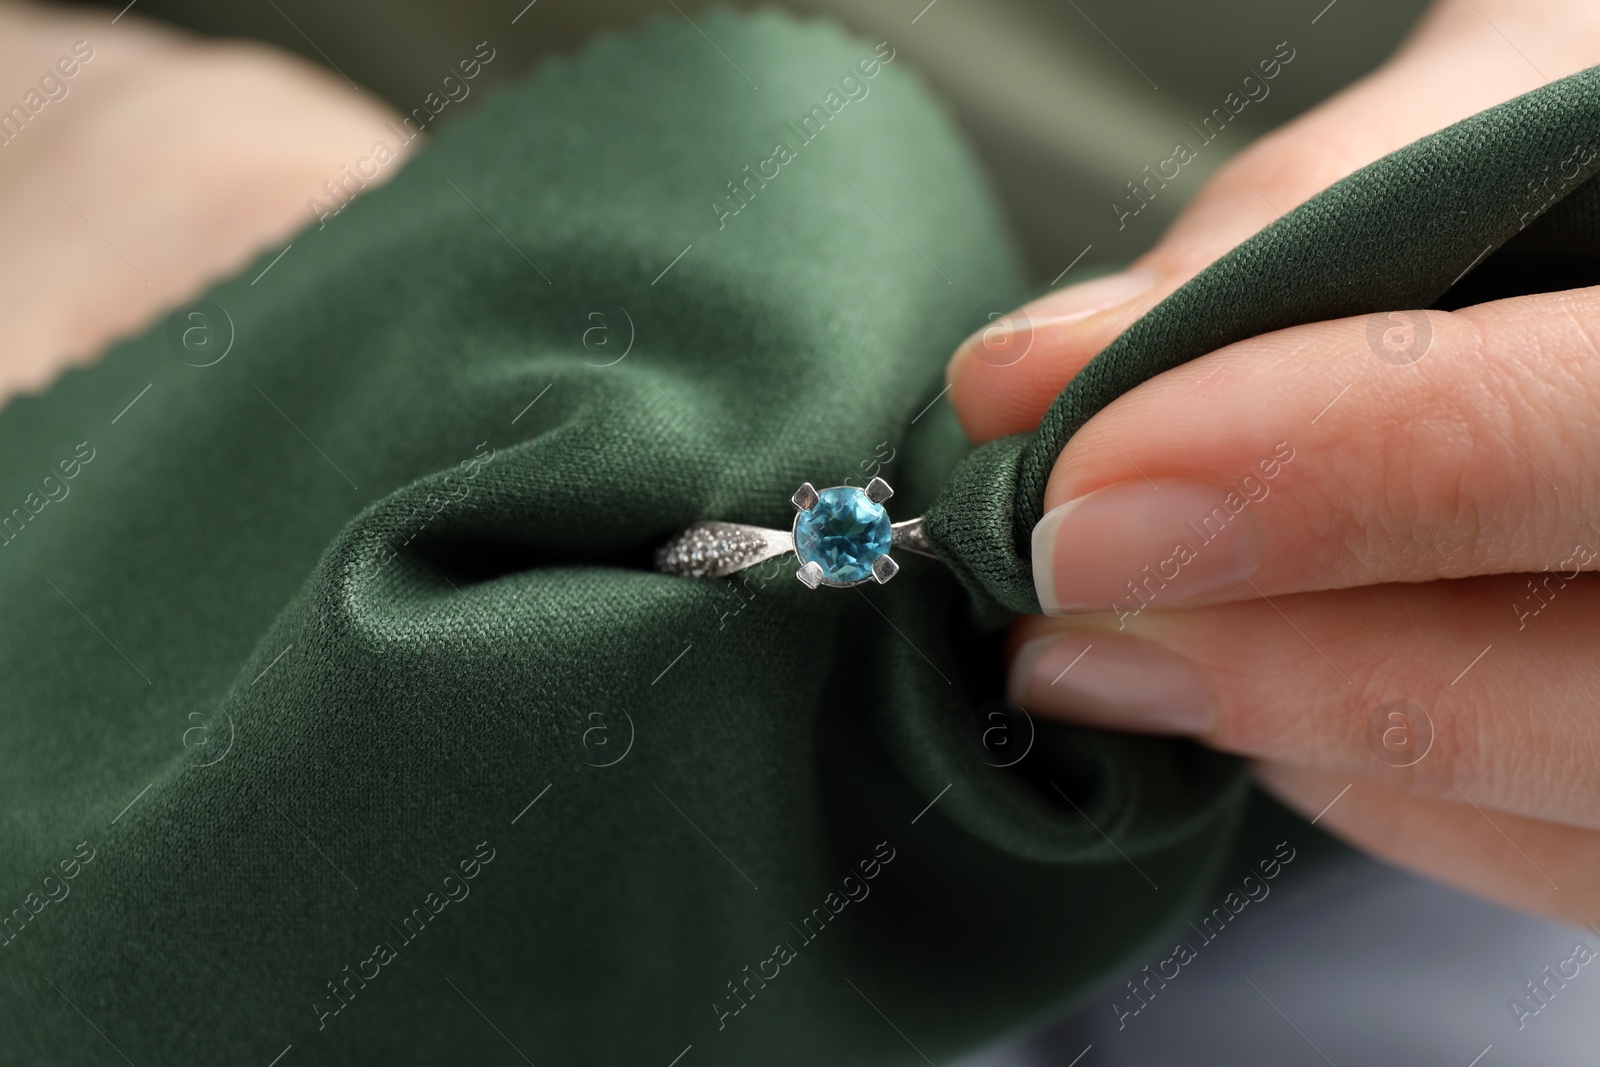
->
[40,0,1600,1063]
[58,0,1430,281]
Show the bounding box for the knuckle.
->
[1322,306,1585,582]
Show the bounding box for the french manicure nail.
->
[952,269,1160,372]
[1032,479,1262,617]
[1009,632,1214,734]
[1025,267,1160,327]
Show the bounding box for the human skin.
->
[950,0,1600,925]
[0,1,412,406]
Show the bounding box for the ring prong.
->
[871,555,899,584]
[792,482,819,511]
[797,560,824,589]
[865,477,893,503]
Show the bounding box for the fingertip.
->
[946,268,1163,442]
[1003,624,1216,735]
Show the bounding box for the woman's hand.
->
[949,0,1600,926]
[0,2,410,406]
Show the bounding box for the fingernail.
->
[950,270,1160,373]
[1032,479,1262,616]
[1025,267,1160,328]
[1009,632,1213,734]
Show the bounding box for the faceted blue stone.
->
[794,486,891,584]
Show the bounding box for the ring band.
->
[654,478,938,588]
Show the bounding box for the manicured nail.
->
[1032,479,1262,617]
[1025,267,1160,328]
[1009,632,1214,734]
[951,269,1160,372]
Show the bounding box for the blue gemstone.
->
[794,487,891,584]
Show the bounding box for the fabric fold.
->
[0,12,1244,1065]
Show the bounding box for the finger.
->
[1007,575,1600,831]
[947,0,1600,444]
[1255,762,1599,928]
[1030,287,1600,614]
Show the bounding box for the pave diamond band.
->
[653,521,794,579]
[654,478,938,588]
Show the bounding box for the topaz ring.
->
[654,477,937,588]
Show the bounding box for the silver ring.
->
[654,477,938,588]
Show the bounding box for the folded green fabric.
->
[8,8,1591,1063]
[927,63,1600,613]
[0,12,1244,1065]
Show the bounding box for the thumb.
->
[947,0,1597,443]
